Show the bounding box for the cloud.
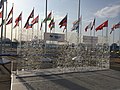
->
[94,4,120,18]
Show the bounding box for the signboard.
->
[44,33,65,42]
[83,36,98,44]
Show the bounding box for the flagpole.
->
[80,15,82,43]
[20,12,22,54]
[90,29,92,36]
[45,0,47,33]
[44,0,47,55]
[119,28,120,51]
[102,29,104,45]
[11,3,14,50]
[112,30,115,50]
[15,27,17,40]
[41,26,42,40]
[94,21,96,37]
[77,0,80,44]
[37,15,39,38]
[66,13,68,42]
[101,29,104,68]
[106,21,108,44]
[113,30,115,44]
[32,7,34,40]
[3,1,7,53]
[0,1,5,56]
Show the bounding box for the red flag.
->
[31,15,39,25]
[6,17,12,25]
[6,7,13,21]
[0,11,2,18]
[96,20,108,31]
[15,12,22,23]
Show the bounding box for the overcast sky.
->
[1,0,120,44]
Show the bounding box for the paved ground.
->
[0,58,120,90]
[11,69,120,90]
[110,58,120,71]
[0,64,11,90]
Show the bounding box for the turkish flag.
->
[96,20,108,31]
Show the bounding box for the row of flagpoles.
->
[0,0,120,45]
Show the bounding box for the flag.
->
[31,15,39,25]
[43,12,52,22]
[71,17,81,31]
[96,20,108,31]
[59,15,67,31]
[15,12,22,23]
[114,22,120,29]
[6,6,13,21]
[110,22,120,34]
[0,11,2,18]
[85,22,92,32]
[40,22,43,30]
[49,18,55,30]
[73,17,81,25]
[91,18,95,30]
[59,15,67,26]
[71,24,79,31]
[24,9,34,28]
[6,17,12,25]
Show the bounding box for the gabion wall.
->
[17,39,109,73]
